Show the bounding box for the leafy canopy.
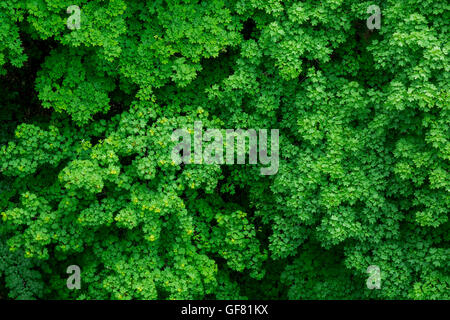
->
[0,0,449,300]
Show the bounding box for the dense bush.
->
[0,0,448,300]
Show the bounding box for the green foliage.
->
[0,0,449,300]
